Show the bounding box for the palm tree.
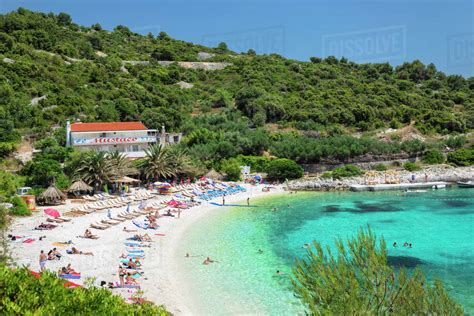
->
[168,147,192,177]
[75,151,114,191]
[108,151,138,178]
[139,144,174,181]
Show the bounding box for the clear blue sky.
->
[1,0,473,77]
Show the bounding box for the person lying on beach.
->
[58,267,68,276]
[123,227,137,233]
[67,247,93,256]
[65,263,78,274]
[148,221,159,229]
[35,222,57,230]
[164,210,175,217]
[83,229,99,239]
[125,272,138,285]
[202,257,215,265]
[133,234,152,242]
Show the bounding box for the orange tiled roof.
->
[70,122,147,132]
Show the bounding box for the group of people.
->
[393,242,413,248]
[117,266,140,286]
[58,263,79,276]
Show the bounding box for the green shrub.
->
[321,172,332,179]
[292,228,464,315]
[236,155,271,172]
[0,142,16,158]
[447,149,474,166]
[266,158,303,181]
[9,196,31,216]
[403,162,421,171]
[422,150,445,164]
[331,165,364,179]
[445,136,467,149]
[0,266,168,315]
[220,159,241,181]
[373,163,387,171]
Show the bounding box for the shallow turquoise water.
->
[177,188,474,314]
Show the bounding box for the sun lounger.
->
[90,223,109,230]
[101,219,120,226]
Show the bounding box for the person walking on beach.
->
[247,197,250,206]
[222,195,225,206]
[39,250,47,272]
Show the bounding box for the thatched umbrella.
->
[205,169,224,180]
[113,176,140,183]
[38,185,67,205]
[68,180,93,193]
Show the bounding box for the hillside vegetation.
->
[0,8,473,172]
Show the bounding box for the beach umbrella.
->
[68,180,92,193]
[205,169,224,180]
[39,185,67,204]
[44,208,61,218]
[114,176,140,183]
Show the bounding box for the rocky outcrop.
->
[157,61,231,70]
[122,60,150,66]
[30,95,47,106]
[176,81,194,89]
[288,165,474,191]
[197,52,215,60]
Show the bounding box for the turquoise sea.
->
[177,188,474,315]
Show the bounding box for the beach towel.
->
[121,284,140,289]
[155,233,166,236]
[52,241,73,247]
[127,253,145,258]
[23,238,35,244]
[132,273,142,279]
[59,273,81,279]
[127,249,144,253]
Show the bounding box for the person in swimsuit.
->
[39,250,47,272]
[118,266,126,286]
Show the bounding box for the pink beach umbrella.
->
[44,208,61,218]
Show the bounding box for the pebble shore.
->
[288,165,474,191]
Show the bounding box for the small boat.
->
[457,181,474,188]
[406,189,427,193]
[432,184,446,190]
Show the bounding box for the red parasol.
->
[44,208,61,218]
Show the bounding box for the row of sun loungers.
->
[64,191,156,217]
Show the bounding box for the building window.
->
[132,145,139,152]
[100,132,106,138]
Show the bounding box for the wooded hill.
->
[0,8,473,167]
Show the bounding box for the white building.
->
[66,121,159,158]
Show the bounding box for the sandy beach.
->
[7,183,284,314]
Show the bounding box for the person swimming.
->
[258,249,263,254]
[276,270,284,275]
[393,242,397,247]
